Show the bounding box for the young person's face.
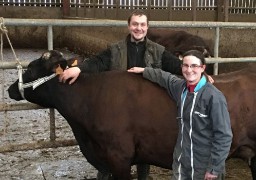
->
[128,15,148,41]
[181,55,206,85]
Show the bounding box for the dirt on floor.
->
[0,49,253,180]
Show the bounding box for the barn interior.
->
[0,0,256,179]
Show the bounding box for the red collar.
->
[187,84,197,92]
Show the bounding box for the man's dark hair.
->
[127,10,149,25]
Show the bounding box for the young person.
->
[128,50,232,180]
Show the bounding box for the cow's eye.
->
[24,67,34,77]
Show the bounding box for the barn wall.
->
[1,5,256,22]
[5,25,254,59]
[0,7,62,19]
[62,26,256,58]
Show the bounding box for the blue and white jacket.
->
[143,67,233,180]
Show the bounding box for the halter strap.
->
[17,64,57,100]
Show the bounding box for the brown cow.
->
[213,65,256,177]
[147,28,212,58]
[7,50,256,179]
[147,28,213,74]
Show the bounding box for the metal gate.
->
[1,19,256,153]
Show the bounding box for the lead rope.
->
[0,17,20,64]
[0,17,20,136]
[0,17,25,99]
[0,17,6,102]
[0,17,7,136]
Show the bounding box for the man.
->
[60,9,182,180]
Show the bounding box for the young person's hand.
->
[204,172,218,180]
[127,67,145,73]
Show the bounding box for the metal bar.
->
[168,0,172,21]
[3,18,256,29]
[75,0,79,17]
[103,0,106,18]
[224,0,229,22]
[213,27,220,75]
[0,139,77,153]
[205,57,256,63]
[0,102,44,111]
[49,108,56,141]
[217,0,224,21]
[192,0,196,21]
[47,25,53,51]
[0,61,30,69]
[1,56,256,70]
[116,0,119,20]
[47,28,55,142]
[147,0,151,20]
[83,0,87,17]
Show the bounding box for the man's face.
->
[128,15,148,41]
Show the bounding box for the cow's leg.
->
[111,163,131,180]
[96,171,112,180]
[250,156,256,180]
[108,155,132,180]
[137,164,150,180]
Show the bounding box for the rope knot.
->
[0,17,8,34]
[0,17,20,65]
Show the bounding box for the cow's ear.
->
[66,57,79,67]
[52,60,67,74]
[42,51,51,60]
[41,50,64,63]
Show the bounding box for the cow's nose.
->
[8,84,23,101]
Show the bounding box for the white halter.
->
[17,64,57,100]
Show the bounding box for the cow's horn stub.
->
[42,52,51,60]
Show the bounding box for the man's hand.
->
[59,67,81,85]
[204,172,218,180]
[207,75,214,84]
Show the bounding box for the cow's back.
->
[147,28,212,56]
[213,64,256,158]
[75,71,179,168]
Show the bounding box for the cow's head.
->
[8,50,78,101]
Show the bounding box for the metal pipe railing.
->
[2,19,256,153]
[1,57,256,70]
[213,27,220,75]
[3,18,256,28]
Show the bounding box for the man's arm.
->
[78,48,112,73]
[59,48,112,84]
